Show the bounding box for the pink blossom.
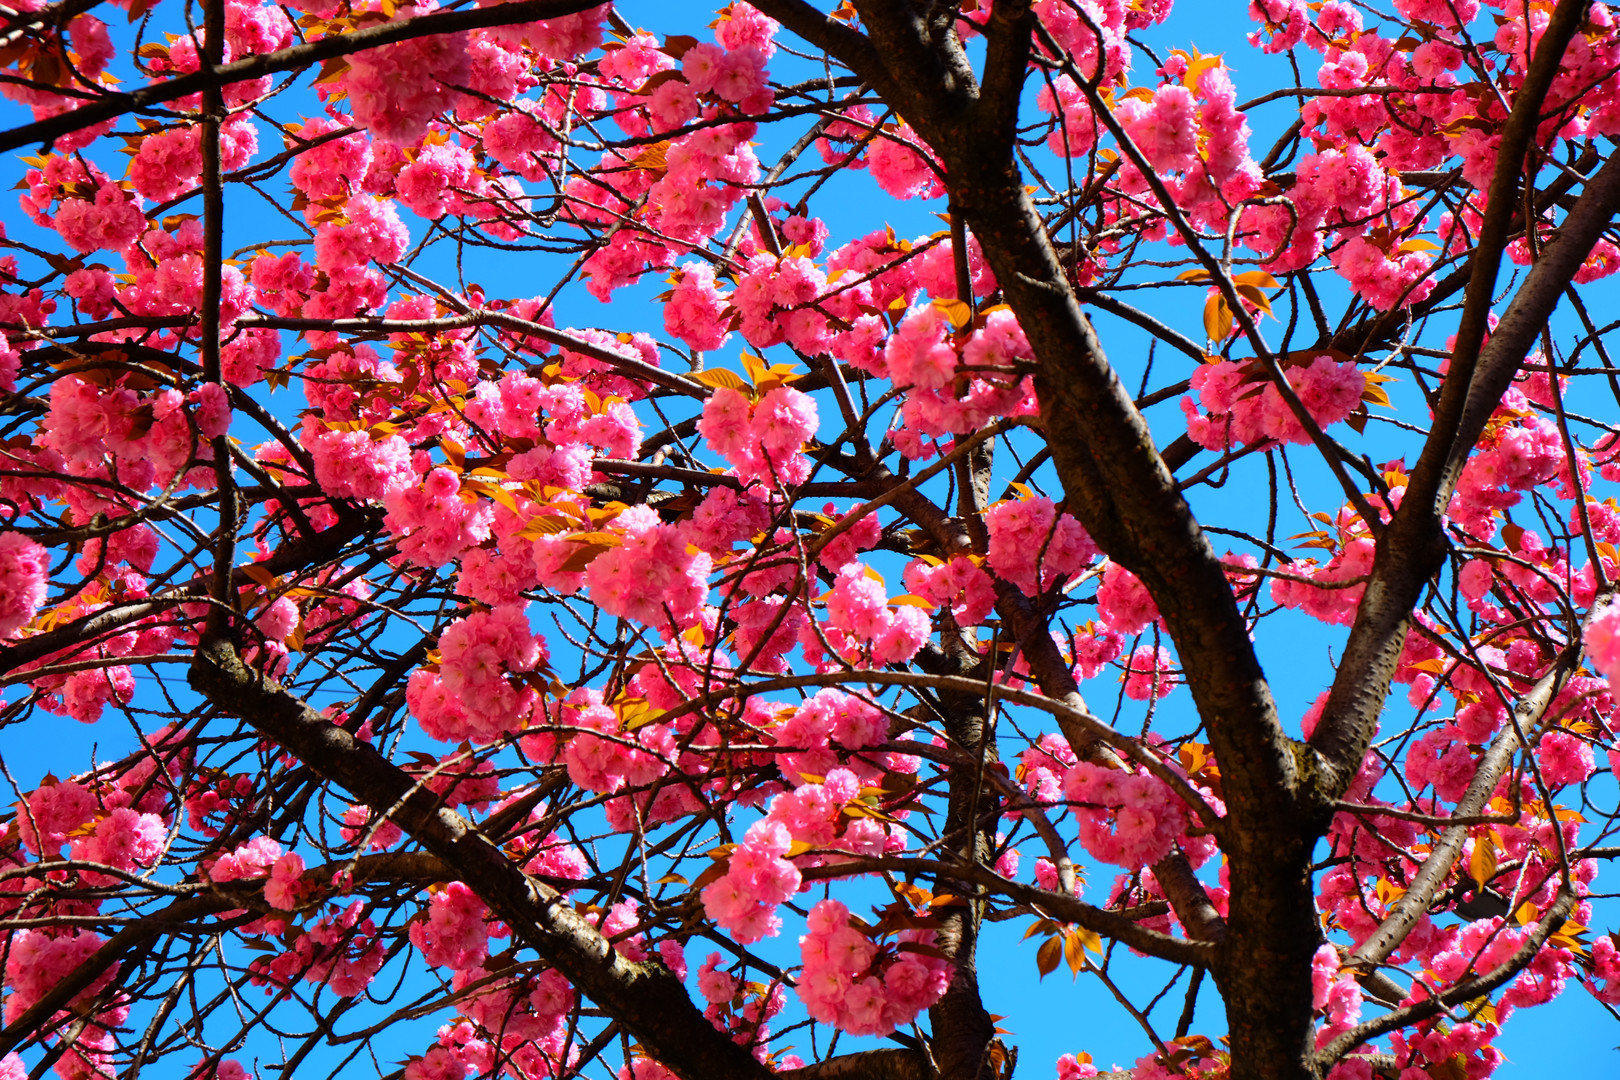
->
[797,898,949,1035]
[822,563,930,664]
[1115,84,1199,173]
[3,929,117,1017]
[313,195,411,271]
[301,420,415,501]
[1586,604,1620,683]
[1536,730,1595,788]
[0,532,50,638]
[209,837,284,881]
[17,779,96,855]
[698,385,818,487]
[664,262,732,352]
[410,881,490,970]
[985,496,1097,595]
[76,806,166,870]
[341,18,470,145]
[396,140,477,219]
[384,467,496,567]
[1097,563,1160,636]
[884,305,957,389]
[264,852,306,909]
[904,555,996,627]
[866,123,942,200]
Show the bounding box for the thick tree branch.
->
[784,1049,935,1080]
[1418,0,1589,470]
[1310,149,1620,791]
[1344,647,1579,975]
[975,0,1033,143]
[188,638,773,1080]
[1320,889,1577,1066]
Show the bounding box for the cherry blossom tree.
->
[3,0,1620,1078]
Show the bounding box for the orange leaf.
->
[692,368,748,392]
[931,296,973,329]
[1468,838,1498,891]
[1035,935,1062,978]
[1203,293,1233,342]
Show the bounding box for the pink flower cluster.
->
[699,385,819,488]
[384,468,496,567]
[75,806,166,873]
[1035,75,1098,158]
[1115,84,1200,174]
[208,836,284,882]
[1586,602,1620,684]
[583,504,713,634]
[1403,724,1479,804]
[404,1024,497,1080]
[0,532,49,638]
[1536,729,1596,788]
[407,603,547,741]
[1020,734,1080,807]
[1452,414,1576,538]
[702,766,894,943]
[21,157,145,255]
[339,9,472,145]
[1055,1054,1100,1080]
[1096,563,1160,636]
[44,373,202,491]
[904,555,996,627]
[17,778,98,856]
[797,898,950,1036]
[1071,624,1126,682]
[410,881,490,971]
[1332,234,1440,311]
[542,688,679,804]
[300,421,415,501]
[821,563,931,665]
[1121,645,1177,702]
[664,262,732,352]
[1271,536,1375,627]
[1310,944,1363,1039]
[773,688,889,783]
[701,816,803,945]
[880,307,1039,454]
[264,852,307,909]
[1183,356,1365,451]
[449,964,576,1077]
[1063,762,1187,869]
[3,928,118,1021]
[248,899,385,997]
[128,118,257,202]
[1588,933,1620,1005]
[985,496,1097,596]
[732,252,831,352]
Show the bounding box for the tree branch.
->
[0,0,609,152]
[1310,148,1620,791]
[187,638,773,1080]
[1319,889,1577,1066]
